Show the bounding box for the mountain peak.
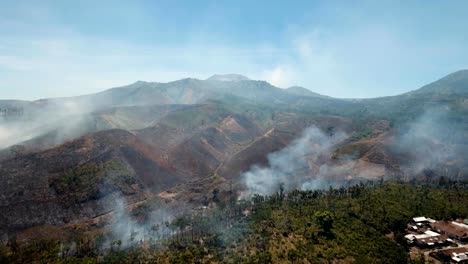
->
[206,74,250,82]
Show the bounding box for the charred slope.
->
[218,115,356,180]
[0,106,266,235]
[138,106,264,179]
[0,129,182,235]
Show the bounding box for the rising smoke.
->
[106,196,174,249]
[242,126,348,196]
[392,108,467,179]
[243,108,468,196]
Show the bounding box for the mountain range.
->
[1,71,468,240]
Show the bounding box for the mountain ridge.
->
[3,70,467,106]
[286,86,331,99]
[408,69,468,95]
[206,74,250,82]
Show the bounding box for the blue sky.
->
[0,1,467,100]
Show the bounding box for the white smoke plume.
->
[0,99,98,151]
[105,196,174,249]
[393,108,467,179]
[242,126,348,196]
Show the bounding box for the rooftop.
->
[413,216,428,222]
[432,221,468,239]
[405,230,441,240]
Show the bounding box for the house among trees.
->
[433,247,468,263]
[431,221,468,243]
[413,216,429,224]
[412,216,436,227]
[408,216,437,232]
[404,230,449,248]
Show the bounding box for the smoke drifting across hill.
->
[0,100,95,150]
[242,126,349,196]
[393,108,467,179]
[241,108,468,197]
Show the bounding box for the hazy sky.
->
[1,1,467,100]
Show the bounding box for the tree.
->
[212,188,220,202]
[314,210,334,237]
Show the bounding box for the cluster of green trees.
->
[1,180,467,263]
[49,160,136,203]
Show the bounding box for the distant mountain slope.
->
[285,86,330,98]
[0,78,349,150]
[353,70,468,123]
[0,104,190,157]
[409,69,468,95]
[1,76,339,116]
[2,69,467,154]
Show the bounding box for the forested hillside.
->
[1,181,467,263]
